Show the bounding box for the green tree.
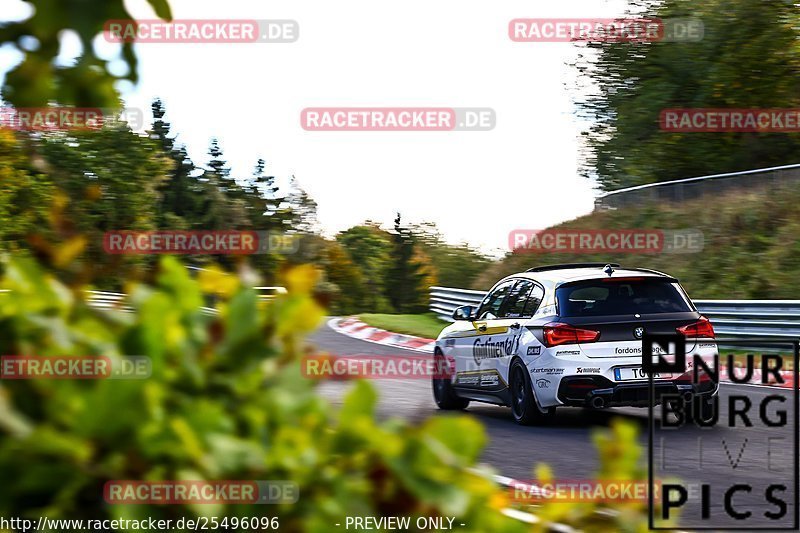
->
[321,240,368,314]
[150,98,200,226]
[337,223,393,313]
[385,213,427,313]
[195,139,247,229]
[284,176,318,234]
[207,139,239,199]
[0,130,53,253]
[576,0,800,191]
[244,158,284,228]
[30,120,172,286]
[410,222,493,289]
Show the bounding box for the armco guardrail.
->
[88,287,286,315]
[430,286,800,345]
[1,287,286,316]
[692,300,800,341]
[429,286,487,321]
[595,163,800,210]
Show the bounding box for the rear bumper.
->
[557,375,718,408]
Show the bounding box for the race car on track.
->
[432,263,719,425]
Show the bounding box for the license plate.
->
[614,367,673,381]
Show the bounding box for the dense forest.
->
[0,99,491,314]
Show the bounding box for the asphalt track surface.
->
[309,320,798,530]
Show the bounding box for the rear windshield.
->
[556,278,692,317]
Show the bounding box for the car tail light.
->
[675,365,712,382]
[676,316,715,339]
[543,322,600,347]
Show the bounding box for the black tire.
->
[432,351,469,410]
[510,359,555,425]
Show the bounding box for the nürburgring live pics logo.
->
[644,333,798,530]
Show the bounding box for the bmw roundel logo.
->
[634,327,645,339]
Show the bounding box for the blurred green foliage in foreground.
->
[529,419,673,533]
[0,0,172,108]
[0,254,665,532]
[0,255,525,532]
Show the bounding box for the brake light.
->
[676,316,715,339]
[676,369,712,383]
[543,322,600,347]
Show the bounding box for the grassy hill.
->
[473,185,800,300]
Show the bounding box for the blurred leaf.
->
[146,0,173,21]
[52,236,88,268]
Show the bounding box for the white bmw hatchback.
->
[432,263,719,425]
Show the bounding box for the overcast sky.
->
[1,0,631,256]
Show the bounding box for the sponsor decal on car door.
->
[453,280,516,388]
[467,320,521,388]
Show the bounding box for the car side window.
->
[501,280,534,318]
[523,284,545,316]
[476,280,515,320]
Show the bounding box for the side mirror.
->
[452,305,475,321]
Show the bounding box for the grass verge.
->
[357,313,446,339]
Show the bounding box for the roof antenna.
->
[603,264,615,276]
